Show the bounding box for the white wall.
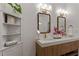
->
[21,3,38,56]
[66,4,79,35]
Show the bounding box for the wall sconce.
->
[37,30,40,34]
[56,8,69,17]
[36,3,52,14]
[37,30,40,39]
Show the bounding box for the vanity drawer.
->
[59,41,77,55]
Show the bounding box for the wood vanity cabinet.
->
[36,40,79,56]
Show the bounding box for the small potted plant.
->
[8,3,22,14]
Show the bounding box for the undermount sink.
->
[42,37,67,40]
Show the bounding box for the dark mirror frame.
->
[37,12,51,34]
[57,16,66,34]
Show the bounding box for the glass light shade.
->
[36,3,43,12]
[46,5,52,11]
[56,8,69,16]
[36,4,52,14]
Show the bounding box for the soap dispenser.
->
[67,25,73,37]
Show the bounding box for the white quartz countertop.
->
[36,36,79,47]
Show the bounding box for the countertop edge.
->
[36,37,79,47]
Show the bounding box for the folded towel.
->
[4,40,17,47]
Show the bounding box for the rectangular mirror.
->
[37,13,51,34]
[57,16,66,34]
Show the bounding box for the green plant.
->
[8,3,22,14]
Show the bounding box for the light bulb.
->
[36,3,43,12]
[41,4,47,10]
[56,8,61,14]
[48,5,52,11]
[65,11,68,15]
[56,8,62,16]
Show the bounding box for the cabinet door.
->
[0,51,2,56]
[3,44,23,56]
[58,41,77,55]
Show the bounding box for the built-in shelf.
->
[0,4,22,56]
[3,23,20,26]
[3,33,21,36]
[3,11,21,19]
